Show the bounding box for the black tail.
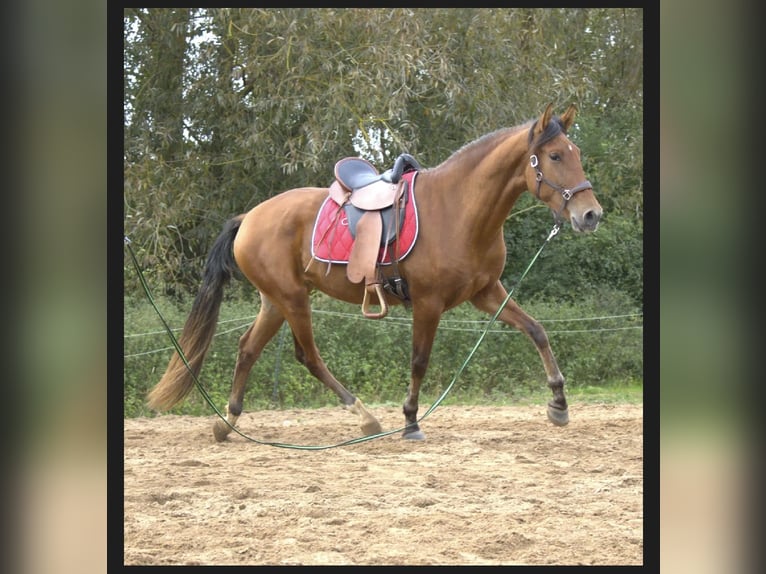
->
[147,215,244,411]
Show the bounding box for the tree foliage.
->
[123,8,643,303]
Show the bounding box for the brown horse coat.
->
[148,104,602,441]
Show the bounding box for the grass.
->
[124,291,643,417]
[416,379,643,409]
[565,381,643,404]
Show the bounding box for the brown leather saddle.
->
[327,154,420,319]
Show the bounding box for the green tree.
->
[124,8,644,302]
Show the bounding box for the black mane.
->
[425,113,568,174]
[528,115,567,150]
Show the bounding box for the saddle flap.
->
[349,181,401,210]
[347,211,382,284]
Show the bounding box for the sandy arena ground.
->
[123,403,643,566]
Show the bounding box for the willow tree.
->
[124,7,643,299]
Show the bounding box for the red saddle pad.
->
[311,171,419,265]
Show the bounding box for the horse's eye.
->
[550,152,561,161]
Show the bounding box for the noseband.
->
[530,154,592,225]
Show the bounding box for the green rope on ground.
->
[124,224,559,449]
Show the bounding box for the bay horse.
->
[147,103,602,441]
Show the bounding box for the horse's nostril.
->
[583,209,600,223]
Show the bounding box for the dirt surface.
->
[123,403,643,566]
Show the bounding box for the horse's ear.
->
[560,104,577,132]
[535,103,554,135]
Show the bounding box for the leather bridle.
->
[529,153,592,225]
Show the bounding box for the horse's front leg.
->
[403,302,443,440]
[471,281,569,426]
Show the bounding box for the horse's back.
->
[238,186,325,234]
[249,186,326,214]
[233,187,326,283]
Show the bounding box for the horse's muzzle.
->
[571,207,602,232]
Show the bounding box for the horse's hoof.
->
[402,429,426,440]
[212,420,231,442]
[547,405,569,426]
[361,419,383,436]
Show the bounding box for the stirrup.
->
[362,283,388,319]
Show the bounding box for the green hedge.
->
[124,288,643,418]
[503,205,643,308]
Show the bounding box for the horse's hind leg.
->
[282,298,383,436]
[471,281,569,426]
[212,295,285,441]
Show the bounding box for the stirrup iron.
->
[362,283,388,319]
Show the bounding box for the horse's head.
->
[526,103,602,232]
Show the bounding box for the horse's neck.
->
[423,137,528,243]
